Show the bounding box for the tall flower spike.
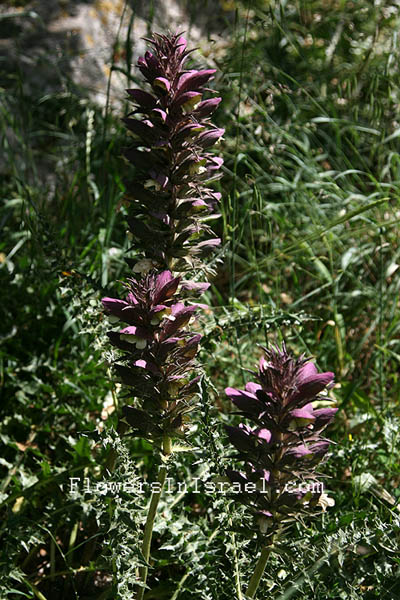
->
[225,344,337,540]
[102,33,222,446]
[100,33,223,600]
[123,32,223,273]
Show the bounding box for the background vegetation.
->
[1,0,400,598]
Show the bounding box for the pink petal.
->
[153,77,171,92]
[297,361,318,383]
[254,428,271,443]
[245,382,262,395]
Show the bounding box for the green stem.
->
[103,420,129,475]
[170,571,190,600]
[22,579,48,600]
[137,435,171,600]
[232,529,243,600]
[246,545,273,598]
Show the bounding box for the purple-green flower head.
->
[101,270,205,442]
[224,344,337,538]
[122,32,223,273]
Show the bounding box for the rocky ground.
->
[1,0,233,110]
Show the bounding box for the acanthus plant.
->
[100,32,223,597]
[225,344,337,597]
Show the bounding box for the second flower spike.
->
[225,344,337,538]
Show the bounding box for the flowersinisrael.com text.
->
[68,476,325,497]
